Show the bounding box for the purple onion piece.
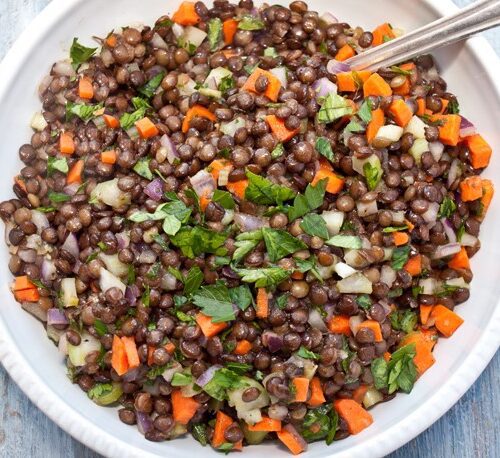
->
[144,178,164,202]
[41,258,57,282]
[432,243,462,260]
[136,412,154,435]
[262,331,283,353]
[459,116,476,137]
[311,77,338,99]
[125,284,140,305]
[137,249,157,264]
[72,259,82,275]
[160,134,179,165]
[63,183,80,196]
[116,232,130,250]
[61,233,80,259]
[326,59,351,74]
[441,218,457,243]
[47,308,69,326]
[18,248,36,263]
[233,213,268,232]
[447,159,461,188]
[189,169,215,198]
[196,364,222,387]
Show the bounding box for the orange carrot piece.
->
[466,134,492,169]
[336,71,372,92]
[291,377,310,403]
[460,175,483,202]
[307,377,326,407]
[327,315,351,335]
[404,254,422,276]
[59,132,75,155]
[416,98,426,116]
[242,68,282,102]
[172,1,201,26]
[357,320,383,342]
[399,331,435,375]
[372,23,395,46]
[103,114,119,128]
[312,169,345,194]
[147,346,155,366]
[208,159,233,181]
[78,76,94,99]
[248,416,282,432]
[255,288,269,319]
[111,334,129,376]
[388,99,413,127]
[196,313,228,338]
[352,385,369,404]
[363,73,392,97]
[234,339,252,355]
[392,77,410,96]
[420,305,434,326]
[366,108,385,144]
[277,427,307,455]
[265,114,299,142]
[135,117,159,139]
[14,276,36,291]
[100,150,117,164]
[431,305,464,337]
[105,34,117,48]
[393,231,409,246]
[223,19,239,45]
[291,270,304,280]
[14,288,40,302]
[334,399,373,435]
[226,179,249,200]
[66,159,84,185]
[14,175,27,193]
[164,341,176,354]
[182,105,216,133]
[213,410,237,448]
[335,44,355,61]
[383,351,391,362]
[439,98,449,114]
[478,179,494,221]
[121,336,140,369]
[171,389,200,425]
[431,114,461,146]
[199,194,211,212]
[448,246,470,270]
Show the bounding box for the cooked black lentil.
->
[1,0,494,454]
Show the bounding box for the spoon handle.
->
[345,0,500,71]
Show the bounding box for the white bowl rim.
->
[0,1,499,457]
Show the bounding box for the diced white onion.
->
[206,67,233,86]
[60,278,79,308]
[270,67,287,88]
[460,233,478,247]
[422,202,440,223]
[404,115,426,139]
[444,277,470,289]
[30,112,48,131]
[419,277,438,295]
[218,168,230,186]
[349,315,363,335]
[321,211,344,236]
[99,267,126,294]
[373,125,404,147]
[337,272,373,294]
[221,209,234,226]
[99,253,129,278]
[334,262,357,279]
[220,117,246,137]
[409,138,429,165]
[357,200,378,217]
[429,141,445,162]
[380,265,396,287]
[90,179,131,209]
[182,26,208,48]
[363,387,384,409]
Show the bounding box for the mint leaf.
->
[326,235,362,249]
[212,189,235,209]
[288,179,327,221]
[238,15,265,31]
[232,230,263,262]
[233,266,290,288]
[315,137,334,162]
[438,196,456,219]
[357,99,373,124]
[296,346,319,360]
[93,319,108,337]
[170,226,227,258]
[66,102,103,122]
[345,118,365,133]
[356,294,372,310]
[183,266,204,296]
[47,156,69,176]
[264,47,279,57]
[262,227,307,262]
[363,161,381,191]
[371,357,388,390]
[245,170,296,206]
[48,191,71,203]
[192,284,236,323]
[271,143,285,159]
[133,157,153,180]
[228,284,253,310]
[70,38,97,69]
[139,71,165,99]
[218,75,235,94]
[171,372,193,387]
[382,225,408,233]
[391,245,411,270]
[317,93,353,124]
[300,213,329,239]
[207,18,223,51]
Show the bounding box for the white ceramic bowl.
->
[0,0,499,457]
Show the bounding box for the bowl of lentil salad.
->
[0,0,500,457]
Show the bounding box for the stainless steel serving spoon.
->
[345,0,500,71]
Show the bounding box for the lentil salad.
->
[1,0,495,454]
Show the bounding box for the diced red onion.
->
[233,213,268,232]
[349,315,363,335]
[53,60,76,77]
[459,116,476,138]
[432,243,462,259]
[143,379,161,396]
[327,59,351,74]
[125,284,140,305]
[21,301,47,322]
[422,202,440,223]
[31,210,50,233]
[377,300,392,316]
[136,412,154,435]
[116,232,130,250]
[307,308,328,332]
[72,260,82,275]
[61,233,80,259]
[137,249,157,264]
[161,272,178,291]
[47,308,69,326]
[429,141,444,162]
[283,424,308,453]
[262,331,283,353]
[190,170,215,198]
[18,248,37,263]
[312,77,338,98]
[160,134,179,165]
[63,183,80,196]
[196,364,222,387]
[441,218,457,243]
[447,159,462,188]
[324,304,336,321]
[320,12,338,25]
[122,366,147,383]
[144,178,164,202]
[150,32,168,50]
[41,258,57,282]
[460,233,478,247]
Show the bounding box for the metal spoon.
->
[345,0,500,71]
